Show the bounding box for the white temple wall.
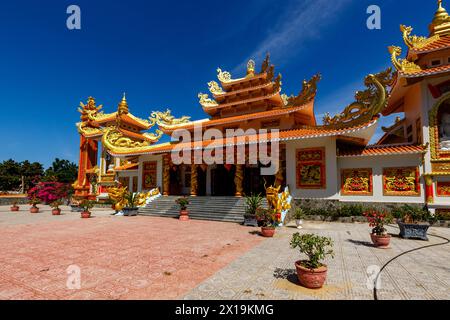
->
[285,137,339,199]
[337,154,424,204]
[116,170,138,192]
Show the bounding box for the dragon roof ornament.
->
[207,81,225,95]
[149,109,191,127]
[198,92,219,108]
[388,46,422,73]
[322,68,394,129]
[284,73,321,107]
[400,25,440,50]
[217,68,232,83]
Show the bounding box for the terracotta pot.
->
[179,210,189,221]
[81,211,91,219]
[295,261,328,289]
[370,233,391,248]
[52,208,61,216]
[261,227,275,237]
[30,206,39,213]
[10,206,19,212]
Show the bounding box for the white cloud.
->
[235,0,352,70]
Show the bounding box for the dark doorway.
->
[244,166,275,195]
[211,165,235,196]
[169,166,182,195]
[197,166,207,196]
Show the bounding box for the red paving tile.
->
[0,216,263,300]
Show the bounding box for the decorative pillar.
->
[190,164,198,196]
[75,135,98,198]
[424,175,434,204]
[234,165,244,197]
[163,154,170,196]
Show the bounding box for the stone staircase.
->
[138,196,263,223]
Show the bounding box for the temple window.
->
[430,58,443,67]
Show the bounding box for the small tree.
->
[290,233,334,269]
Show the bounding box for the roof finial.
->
[118,92,129,114]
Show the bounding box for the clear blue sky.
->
[0,0,438,167]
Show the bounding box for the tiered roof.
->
[385,0,450,115]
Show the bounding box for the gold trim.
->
[388,46,421,73]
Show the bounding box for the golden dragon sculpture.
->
[322,68,394,129]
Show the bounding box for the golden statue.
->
[107,185,128,211]
[234,165,244,197]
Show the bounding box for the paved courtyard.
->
[0,205,449,300]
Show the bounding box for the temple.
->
[74,1,450,214]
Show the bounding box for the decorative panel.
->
[296,148,326,189]
[142,161,158,190]
[436,181,450,197]
[341,168,373,196]
[382,167,420,196]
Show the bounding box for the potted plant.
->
[176,197,190,221]
[243,194,263,227]
[294,207,305,229]
[363,209,392,248]
[70,198,83,212]
[29,197,41,213]
[122,192,140,216]
[256,208,277,237]
[392,205,432,241]
[10,201,20,212]
[80,200,95,219]
[50,200,63,215]
[290,233,334,289]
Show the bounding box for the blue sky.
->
[0,0,439,167]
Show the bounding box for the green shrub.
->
[244,194,263,216]
[338,204,364,217]
[290,233,334,269]
[391,204,433,223]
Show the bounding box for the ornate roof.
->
[337,144,425,157]
[158,103,316,133]
[106,118,379,157]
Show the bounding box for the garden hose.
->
[373,224,450,300]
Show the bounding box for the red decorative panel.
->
[436,181,450,197]
[382,167,420,196]
[142,161,157,190]
[341,168,373,196]
[296,148,326,189]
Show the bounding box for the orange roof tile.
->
[115,163,139,171]
[337,144,425,157]
[401,64,450,78]
[410,35,450,54]
[160,103,315,132]
[108,118,378,156]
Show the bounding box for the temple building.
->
[74,1,450,214]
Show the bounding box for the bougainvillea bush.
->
[28,182,72,205]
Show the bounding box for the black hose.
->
[373,225,450,300]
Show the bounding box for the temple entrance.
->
[197,166,207,196]
[244,166,275,196]
[169,166,182,195]
[211,165,235,196]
